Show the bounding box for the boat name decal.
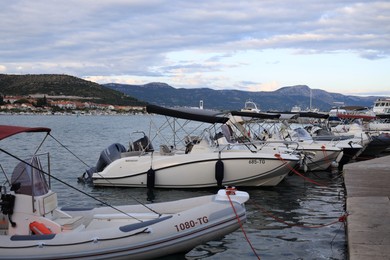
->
[174,216,209,232]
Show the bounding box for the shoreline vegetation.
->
[0,94,147,115]
[0,74,148,115]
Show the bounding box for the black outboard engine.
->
[81,143,127,183]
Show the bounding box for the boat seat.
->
[159,144,173,155]
[221,124,234,143]
[54,216,84,231]
[37,191,58,216]
[121,151,143,157]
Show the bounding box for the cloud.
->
[238,81,281,92]
[1,0,389,94]
[359,50,387,60]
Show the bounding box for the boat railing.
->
[253,140,301,152]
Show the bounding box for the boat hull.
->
[299,146,341,171]
[0,191,248,260]
[92,152,299,188]
[337,147,362,168]
[357,132,390,159]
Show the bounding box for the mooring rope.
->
[226,189,260,260]
[0,148,146,222]
[274,153,327,186]
[321,145,331,167]
[48,133,91,168]
[47,133,162,215]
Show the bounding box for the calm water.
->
[0,114,346,259]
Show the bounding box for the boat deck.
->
[343,155,390,260]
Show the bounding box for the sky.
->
[1,0,390,96]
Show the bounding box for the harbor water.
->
[0,114,346,259]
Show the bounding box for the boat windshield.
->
[10,156,49,196]
[292,128,313,141]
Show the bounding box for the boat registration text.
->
[249,159,266,164]
[174,216,209,232]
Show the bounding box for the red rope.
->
[227,192,261,260]
[251,201,348,228]
[274,153,327,186]
[321,145,331,167]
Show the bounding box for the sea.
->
[0,114,346,259]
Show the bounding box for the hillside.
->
[0,74,382,111]
[0,74,146,106]
[104,83,380,111]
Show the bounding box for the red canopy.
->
[336,113,376,120]
[0,125,51,141]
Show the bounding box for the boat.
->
[290,105,302,113]
[306,125,363,168]
[366,98,390,130]
[358,131,390,159]
[83,105,300,188]
[373,98,390,116]
[241,100,261,113]
[228,112,342,172]
[329,111,390,159]
[0,125,249,259]
[267,126,342,171]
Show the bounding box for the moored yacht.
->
[83,105,300,188]
[373,98,390,116]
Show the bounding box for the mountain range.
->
[0,74,382,111]
[104,82,381,112]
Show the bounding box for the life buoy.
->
[29,221,52,235]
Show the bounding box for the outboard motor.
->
[81,143,127,183]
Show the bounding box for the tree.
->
[35,95,48,107]
[14,98,30,104]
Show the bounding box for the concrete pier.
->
[343,155,390,260]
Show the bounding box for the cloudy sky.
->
[1,0,390,96]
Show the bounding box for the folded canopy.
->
[146,104,229,124]
[0,125,51,141]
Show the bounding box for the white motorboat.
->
[83,105,300,188]
[0,125,249,260]
[306,125,363,168]
[228,113,342,172]
[331,116,390,159]
[241,100,261,113]
[373,98,390,116]
[277,127,342,171]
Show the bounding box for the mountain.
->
[0,74,146,106]
[104,83,380,111]
[1,74,381,111]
